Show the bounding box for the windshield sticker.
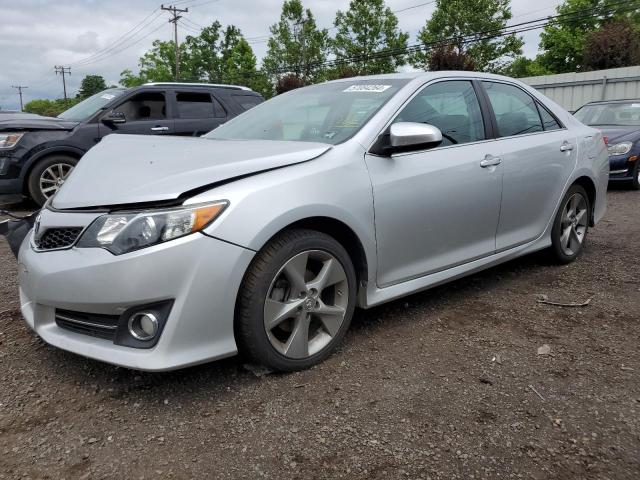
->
[101,94,116,100]
[343,84,391,93]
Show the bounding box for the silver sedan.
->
[17,72,609,371]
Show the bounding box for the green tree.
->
[504,56,552,78]
[76,75,108,99]
[23,98,80,117]
[262,0,331,82]
[538,0,640,74]
[120,22,266,92]
[413,0,523,73]
[332,0,409,75]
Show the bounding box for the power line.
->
[71,9,163,67]
[11,85,28,111]
[54,66,71,100]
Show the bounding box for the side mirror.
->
[389,122,442,151]
[102,111,126,124]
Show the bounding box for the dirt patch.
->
[0,190,639,479]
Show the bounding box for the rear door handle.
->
[560,143,574,152]
[151,126,169,132]
[480,156,502,168]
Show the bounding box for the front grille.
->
[55,309,120,341]
[35,227,83,250]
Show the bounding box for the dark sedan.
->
[574,99,640,189]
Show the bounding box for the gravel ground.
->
[0,189,639,480]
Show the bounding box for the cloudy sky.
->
[0,0,563,110]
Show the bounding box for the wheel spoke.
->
[560,226,572,250]
[284,314,310,358]
[306,258,346,292]
[569,195,579,215]
[315,300,345,336]
[264,298,303,330]
[41,186,58,194]
[283,252,309,295]
[575,208,587,225]
[569,226,582,252]
[40,178,56,184]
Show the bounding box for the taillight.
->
[603,135,609,145]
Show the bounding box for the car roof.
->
[324,70,522,84]
[583,99,640,105]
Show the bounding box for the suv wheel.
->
[550,185,590,264]
[28,155,77,206]
[236,229,357,371]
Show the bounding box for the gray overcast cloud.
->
[0,0,562,110]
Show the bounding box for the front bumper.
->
[608,154,637,181]
[18,231,254,371]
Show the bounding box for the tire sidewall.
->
[237,230,357,371]
[27,155,78,206]
[551,185,590,264]
[631,161,640,190]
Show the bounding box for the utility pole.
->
[54,66,71,100]
[11,85,28,111]
[161,4,189,81]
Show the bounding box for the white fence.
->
[520,65,640,111]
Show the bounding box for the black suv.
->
[0,83,263,205]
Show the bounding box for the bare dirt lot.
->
[1,189,639,480]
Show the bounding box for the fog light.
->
[128,312,158,341]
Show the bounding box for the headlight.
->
[77,201,228,255]
[0,132,24,149]
[607,141,633,156]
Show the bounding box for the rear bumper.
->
[18,231,255,371]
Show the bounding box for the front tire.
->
[550,185,590,264]
[27,155,77,206]
[630,161,640,190]
[235,229,357,372]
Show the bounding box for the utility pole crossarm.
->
[161,4,189,81]
[11,85,28,111]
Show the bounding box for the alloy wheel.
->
[263,250,349,359]
[39,163,74,199]
[559,192,588,256]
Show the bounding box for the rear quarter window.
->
[232,94,263,111]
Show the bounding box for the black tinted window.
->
[176,92,223,119]
[538,104,562,130]
[115,92,166,121]
[233,95,263,111]
[394,80,485,146]
[483,82,543,137]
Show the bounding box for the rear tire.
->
[27,155,77,206]
[235,229,357,372]
[550,185,590,264]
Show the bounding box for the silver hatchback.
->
[18,72,609,371]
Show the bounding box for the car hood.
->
[0,114,79,131]
[52,134,332,209]
[595,126,640,144]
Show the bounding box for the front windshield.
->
[58,88,126,121]
[574,102,640,127]
[206,80,409,145]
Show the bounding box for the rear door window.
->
[232,95,263,111]
[482,82,543,137]
[176,92,225,119]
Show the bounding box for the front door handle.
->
[480,156,502,168]
[151,126,169,132]
[560,143,574,152]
